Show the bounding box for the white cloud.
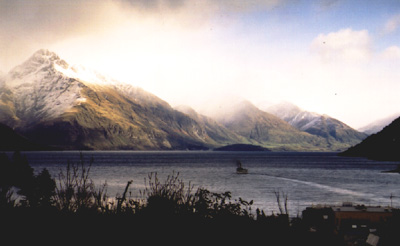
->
[0,0,288,72]
[383,14,400,34]
[0,0,127,71]
[381,45,400,60]
[310,28,372,63]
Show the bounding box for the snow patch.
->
[54,63,123,87]
[4,50,88,124]
[3,49,144,126]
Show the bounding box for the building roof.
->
[332,205,392,213]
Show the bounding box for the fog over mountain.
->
[0,49,244,150]
[174,105,247,145]
[0,50,368,151]
[358,113,400,135]
[262,102,367,146]
[2,1,400,130]
[207,100,330,151]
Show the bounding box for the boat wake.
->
[278,176,371,197]
[258,173,382,201]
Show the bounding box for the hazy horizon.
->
[1,0,400,129]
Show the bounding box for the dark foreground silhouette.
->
[1,152,399,245]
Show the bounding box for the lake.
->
[17,151,400,216]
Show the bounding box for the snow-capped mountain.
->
[0,49,368,151]
[202,99,335,151]
[0,49,241,150]
[263,102,322,131]
[262,102,367,145]
[3,49,86,126]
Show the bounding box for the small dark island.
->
[213,144,271,152]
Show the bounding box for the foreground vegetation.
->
[0,152,398,245]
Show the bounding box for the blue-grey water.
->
[17,151,400,216]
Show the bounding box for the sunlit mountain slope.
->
[0,50,240,150]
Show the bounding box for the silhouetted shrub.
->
[54,153,107,212]
[0,151,56,208]
[18,168,56,208]
[0,152,338,245]
[11,151,33,188]
[137,172,254,221]
[140,172,194,216]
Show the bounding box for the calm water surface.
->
[19,151,400,216]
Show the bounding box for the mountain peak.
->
[3,49,87,124]
[33,48,57,58]
[8,49,69,85]
[26,49,67,68]
[263,101,302,117]
[263,102,367,145]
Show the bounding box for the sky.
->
[1,0,400,129]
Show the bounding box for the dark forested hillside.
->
[340,117,400,160]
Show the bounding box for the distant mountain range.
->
[0,49,368,151]
[357,113,400,135]
[262,102,367,148]
[197,100,333,151]
[340,116,400,161]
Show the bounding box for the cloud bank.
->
[311,28,372,63]
[0,0,289,71]
[2,0,400,128]
[382,45,400,59]
[0,0,126,71]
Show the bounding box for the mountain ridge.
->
[262,101,367,148]
[2,49,238,150]
[206,100,334,151]
[358,113,400,135]
[0,49,367,151]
